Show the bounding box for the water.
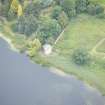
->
[0,38,105,105]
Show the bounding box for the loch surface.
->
[0,38,105,105]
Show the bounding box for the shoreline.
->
[50,67,105,96]
[0,33,104,97]
[0,33,18,52]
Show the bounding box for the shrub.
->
[58,11,69,28]
[7,9,17,21]
[61,0,76,18]
[27,38,41,57]
[75,0,89,13]
[72,48,91,65]
[0,1,11,17]
[24,1,42,17]
[96,13,105,19]
[95,4,104,15]
[40,0,54,8]
[12,15,38,36]
[51,5,62,20]
[87,3,96,15]
[38,16,62,43]
[87,3,104,16]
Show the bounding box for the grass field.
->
[38,14,105,95]
[55,15,105,54]
[91,0,105,6]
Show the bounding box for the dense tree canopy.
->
[61,0,76,18]
[38,16,62,43]
[12,15,38,36]
[1,0,105,45]
[75,0,89,13]
[51,6,62,20]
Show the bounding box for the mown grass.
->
[90,0,105,6]
[55,15,105,55]
[97,40,105,53]
[42,14,105,95]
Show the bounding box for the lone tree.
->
[75,0,89,13]
[72,48,91,65]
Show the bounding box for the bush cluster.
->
[12,15,38,36]
[55,0,104,18]
[72,48,91,66]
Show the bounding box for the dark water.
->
[0,38,105,105]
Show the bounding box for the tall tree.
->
[75,0,89,13]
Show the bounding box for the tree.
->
[0,0,11,17]
[7,9,17,20]
[61,0,76,18]
[17,4,23,17]
[27,38,41,57]
[24,1,43,17]
[23,15,38,36]
[12,15,38,36]
[87,3,104,16]
[10,0,19,12]
[51,6,62,20]
[38,16,62,43]
[58,11,69,28]
[40,0,54,8]
[72,48,91,65]
[7,0,23,20]
[95,4,104,15]
[75,0,89,13]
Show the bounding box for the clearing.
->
[35,14,105,95]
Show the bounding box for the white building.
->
[42,44,52,55]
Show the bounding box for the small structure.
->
[42,44,52,55]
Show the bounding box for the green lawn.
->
[97,40,105,53]
[55,15,105,55]
[40,14,105,95]
[90,0,105,6]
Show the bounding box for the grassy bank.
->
[0,21,27,52]
[0,14,105,95]
[32,15,105,95]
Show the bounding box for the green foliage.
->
[87,3,104,15]
[12,15,38,36]
[40,0,54,8]
[61,0,76,18]
[7,9,17,21]
[24,1,42,17]
[75,0,89,13]
[51,5,62,20]
[0,1,11,17]
[87,3,97,15]
[95,4,104,14]
[72,48,91,65]
[38,16,61,43]
[27,38,41,57]
[10,0,19,12]
[96,13,105,19]
[58,11,69,28]
[11,34,27,52]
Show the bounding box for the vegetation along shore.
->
[0,0,105,95]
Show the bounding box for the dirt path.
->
[91,38,105,59]
[54,25,69,45]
